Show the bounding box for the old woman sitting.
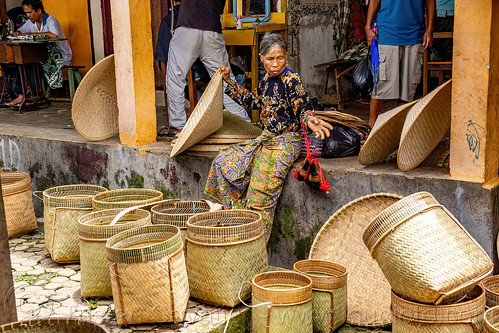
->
[205,33,332,242]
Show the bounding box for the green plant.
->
[85,299,99,310]
[14,274,36,285]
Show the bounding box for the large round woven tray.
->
[309,193,403,327]
[397,80,452,171]
[358,100,418,166]
[72,55,118,141]
[0,317,110,332]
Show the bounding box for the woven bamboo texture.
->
[358,100,418,166]
[364,191,493,305]
[397,80,452,171]
[293,260,347,332]
[78,208,151,298]
[210,109,262,139]
[186,210,268,306]
[170,72,224,157]
[0,318,110,332]
[309,193,402,327]
[252,271,313,333]
[485,306,499,332]
[92,189,163,211]
[72,54,119,141]
[391,285,485,333]
[43,185,107,263]
[481,276,499,308]
[1,172,37,238]
[106,225,188,325]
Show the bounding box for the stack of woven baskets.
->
[480,275,499,332]
[362,191,493,332]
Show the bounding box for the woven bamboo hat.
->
[358,100,418,166]
[397,80,452,171]
[309,193,403,328]
[72,55,118,141]
[170,72,224,157]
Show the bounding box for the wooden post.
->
[110,0,157,146]
[0,182,17,325]
[450,0,499,185]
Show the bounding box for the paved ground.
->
[8,224,391,332]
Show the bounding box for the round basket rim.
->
[186,209,262,230]
[293,259,347,290]
[78,208,150,227]
[106,224,181,251]
[151,200,210,216]
[0,317,110,332]
[484,305,499,332]
[43,184,108,199]
[252,271,313,305]
[92,188,163,204]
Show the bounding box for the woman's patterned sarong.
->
[204,130,301,242]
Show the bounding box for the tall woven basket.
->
[294,260,347,333]
[42,184,108,263]
[391,285,485,333]
[482,276,499,308]
[106,225,188,325]
[151,200,211,245]
[252,271,314,333]
[186,210,268,307]
[485,306,499,333]
[0,318,109,332]
[92,189,163,211]
[78,208,151,298]
[363,192,493,305]
[1,172,37,238]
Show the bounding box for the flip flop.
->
[157,127,180,141]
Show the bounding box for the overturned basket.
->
[78,208,151,298]
[92,189,163,211]
[42,184,108,263]
[363,192,493,305]
[252,271,314,333]
[186,210,268,307]
[1,172,37,238]
[391,285,485,333]
[0,318,109,332]
[294,260,347,333]
[106,225,188,325]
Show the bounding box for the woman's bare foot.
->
[6,94,24,106]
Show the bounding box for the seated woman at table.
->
[204,33,333,243]
[7,0,72,106]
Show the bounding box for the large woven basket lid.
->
[72,55,118,141]
[209,110,262,139]
[170,72,224,157]
[397,80,452,171]
[358,100,418,166]
[309,193,403,328]
[0,317,110,332]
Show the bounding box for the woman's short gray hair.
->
[259,32,287,55]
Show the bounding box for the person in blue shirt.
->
[365,0,435,128]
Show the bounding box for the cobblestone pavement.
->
[9,228,389,332]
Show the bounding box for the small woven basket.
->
[42,184,108,263]
[252,271,314,333]
[363,191,493,305]
[78,208,151,298]
[151,200,211,244]
[92,189,163,211]
[0,317,109,332]
[485,305,499,333]
[391,285,485,333]
[1,172,37,238]
[293,260,347,333]
[482,276,499,308]
[186,210,268,307]
[106,225,188,325]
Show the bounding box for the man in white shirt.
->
[7,0,72,106]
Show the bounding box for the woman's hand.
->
[218,65,232,84]
[307,116,333,140]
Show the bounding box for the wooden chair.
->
[314,59,357,111]
[423,31,453,96]
[64,65,85,101]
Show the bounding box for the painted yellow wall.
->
[43,0,94,75]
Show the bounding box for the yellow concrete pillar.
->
[110,0,156,146]
[450,0,499,185]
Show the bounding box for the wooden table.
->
[0,39,60,112]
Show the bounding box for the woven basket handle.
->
[199,199,224,212]
[237,281,271,309]
[109,199,180,226]
[33,191,43,200]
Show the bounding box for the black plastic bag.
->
[322,124,361,158]
[352,56,373,100]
